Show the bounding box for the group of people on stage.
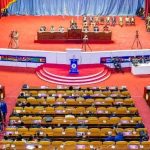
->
[39,15,135,34]
[39,25,65,32]
[82,15,135,27]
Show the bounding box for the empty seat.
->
[65,128,76,136]
[141,141,150,150]
[75,107,86,114]
[18,128,28,135]
[66,99,77,105]
[45,107,55,114]
[51,141,63,149]
[88,117,99,124]
[90,141,102,149]
[99,117,109,124]
[88,128,101,136]
[53,128,64,136]
[86,107,96,114]
[115,141,128,150]
[64,141,76,150]
[39,141,51,149]
[41,128,53,136]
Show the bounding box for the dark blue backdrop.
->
[8,0,144,16]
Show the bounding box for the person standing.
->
[0,108,3,131]
[8,30,19,49]
[0,99,7,122]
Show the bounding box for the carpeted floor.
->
[0,66,150,136]
[0,16,150,51]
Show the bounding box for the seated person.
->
[82,26,89,32]
[58,26,65,32]
[125,16,130,25]
[100,17,105,24]
[103,24,109,31]
[2,9,9,17]
[83,15,87,23]
[83,21,88,28]
[114,132,124,141]
[50,25,55,32]
[93,25,99,32]
[111,16,116,26]
[70,19,78,29]
[104,132,115,141]
[139,130,149,141]
[136,7,144,17]
[70,23,78,29]
[106,16,110,25]
[139,56,146,63]
[146,19,150,32]
[135,120,144,128]
[95,16,99,25]
[112,57,123,72]
[146,13,150,24]
[119,16,123,27]
[89,16,94,23]
[131,56,139,66]
[130,16,135,25]
[90,16,95,26]
[39,26,46,32]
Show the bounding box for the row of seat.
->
[5,85,148,149]
[1,140,150,150]
[20,90,130,97]
[9,116,142,126]
[13,106,138,115]
[17,97,134,106]
[5,127,147,137]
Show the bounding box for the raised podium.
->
[69,58,79,74]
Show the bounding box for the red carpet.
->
[0,16,150,51]
[36,64,111,85]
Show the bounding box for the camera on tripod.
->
[135,30,139,38]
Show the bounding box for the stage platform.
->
[0,16,150,52]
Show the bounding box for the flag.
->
[1,0,16,10]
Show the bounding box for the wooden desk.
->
[144,86,150,106]
[37,30,112,43]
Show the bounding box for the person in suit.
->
[111,16,116,26]
[58,26,65,32]
[93,25,99,32]
[50,25,55,32]
[104,132,115,141]
[119,16,123,27]
[106,16,110,25]
[2,9,9,17]
[0,99,7,122]
[114,132,124,141]
[135,120,144,128]
[125,16,130,25]
[39,26,46,31]
[0,109,3,131]
[82,26,89,32]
